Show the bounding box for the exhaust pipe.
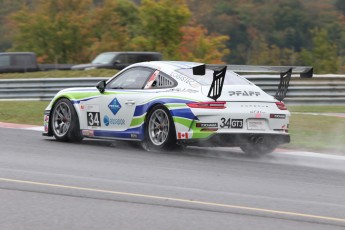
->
[250,135,264,144]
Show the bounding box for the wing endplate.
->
[275,68,292,102]
[207,66,227,101]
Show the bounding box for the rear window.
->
[177,68,251,85]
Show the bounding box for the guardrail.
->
[1,75,345,104]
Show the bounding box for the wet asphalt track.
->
[0,127,345,230]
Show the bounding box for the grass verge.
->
[0,102,344,154]
[0,101,49,125]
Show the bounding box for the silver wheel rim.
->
[52,102,71,137]
[148,109,169,146]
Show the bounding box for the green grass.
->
[0,101,49,125]
[288,105,345,113]
[0,69,118,79]
[0,102,344,154]
[282,114,345,154]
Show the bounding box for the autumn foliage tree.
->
[87,0,138,58]
[300,28,339,74]
[11,0,93,63]
[9,0,230,63]
[178,23,229,63]
[131,0,191,59]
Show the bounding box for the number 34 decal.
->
[220,118,243,129]
[87,112,101,127]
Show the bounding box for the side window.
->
[145,70,177,89]
[106,67,155,89]
[126,54,138,64]
[13,54,35,66]
[0,55,10,67]
[115,54,127,64]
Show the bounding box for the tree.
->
[0,0,31,51]
[11,0,93,63]
[132,0,191,59]
[87,0,138,58]
[300,28,339,73]
[178,23,229,63]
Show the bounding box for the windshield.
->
[177,68,251,85]
[92,53,116,64]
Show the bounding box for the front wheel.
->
[140,105,177,151]
[51,98,83,142]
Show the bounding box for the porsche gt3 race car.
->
[43,61,313,156]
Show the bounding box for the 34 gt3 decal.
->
[220,118,243,128]
[87,112,101,127]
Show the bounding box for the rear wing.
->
[193,64,313,101]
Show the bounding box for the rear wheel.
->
[140,105,177,151]
[51,98,83,142]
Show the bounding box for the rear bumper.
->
[181,133,290,147]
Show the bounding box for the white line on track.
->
[1,177,345,224]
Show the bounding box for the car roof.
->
[130,61,204,72]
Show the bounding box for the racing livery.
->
[43,61,313,156]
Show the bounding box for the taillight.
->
[187,101,226,109]
[275,102,287,110]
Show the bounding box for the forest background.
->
[0,0,344,74]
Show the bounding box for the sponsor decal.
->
[196,123,218,128]
[103,115,125,126]
[270,114,286,119]
[177,132,189,139]
[82,130,94,137]
[80,103,85,111]
[108,98,122,115]
[87,112,101,127]
[104,115,110,126]
[171,72,200,88]
[43,113,49,132]
[167,88,199,93]
[220,118,243,129]
[131,134,138,139]
[229,91,261,96]
[81,104,99,112]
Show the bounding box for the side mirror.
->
[96,80,106,93]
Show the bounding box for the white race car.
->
[43,61,312,156]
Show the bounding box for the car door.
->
[95,67,155,133]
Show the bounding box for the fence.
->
[1,75,345,105]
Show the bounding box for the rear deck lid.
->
[201,84,275,102]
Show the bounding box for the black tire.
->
[51,98,83,142]
[240,141,277,157]
[140,105,177,151]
